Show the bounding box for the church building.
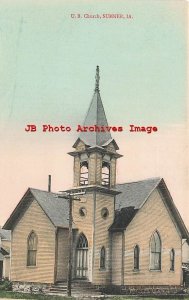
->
[3,67,189,292]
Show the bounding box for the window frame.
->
[27,231,38,267]
[170,248,175,271]
[101,161,110,186]
[133,245,140,271]
[100,246,106,269]
[150,231,161,271]
[80,161,89,186]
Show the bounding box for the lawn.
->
[1,291,189,300]
[0,290,71,299]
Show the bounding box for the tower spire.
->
[95,66,100,92]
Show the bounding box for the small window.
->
[134,245,140,270]
[170,249,175,271]
[101,207,109,219]
[150,231,161,270]
[102,162,110,186]
[100,246,106,269]
[27,231,37,266]
[80,161,88,186]
[79,207,87,218]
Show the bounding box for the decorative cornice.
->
[65,185,121,196]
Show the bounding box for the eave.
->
[64,184,121,196]
[68,146,122,159]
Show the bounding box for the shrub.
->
[0,279,12,291]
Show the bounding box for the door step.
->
[47,280,102,296]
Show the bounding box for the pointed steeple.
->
[95,65,100,92]
[79,66,112,147]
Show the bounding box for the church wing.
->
[112,177,189,242]
[3,188,70,230]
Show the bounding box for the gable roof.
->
[3,178,189,243]
[109,206,138,232]
[3,188,70,230]
[0,227,11,241]
[115,177,161,210]
[112,178,189,242]
[30,188,69,228]
[0,247,9,256]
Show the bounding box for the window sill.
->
[133,269,140,273]
[26,265,37,268]
[99,268,106,272]
[149,269,162,272]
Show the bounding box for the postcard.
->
[0,0,188,296]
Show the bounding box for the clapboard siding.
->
[72,192,115,284]
[112,232,122,285]
[106,142,117,153]
[74,148,116,188]
[88,153,97,185]
[110,158,116,187]
[93,193,115,284]
[56,228,69,281]
[73,193,94,247]
[74,156,80,187]
[124,188,182,285]
[11,199,55,283]
[72,193,94,281]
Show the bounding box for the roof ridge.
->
[116,177,162,185]
[29,187,58,195]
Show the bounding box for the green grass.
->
[1,291,189,300]
[0,290,73,299]
[106,295,189,300]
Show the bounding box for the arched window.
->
[100,246,106,269]
[27,231,37,266]
[102,162,110,186]
[76,234,88,278]
[77,233,88,249]
[80,161,88,186]
[134,245,140,270]
[150,231,161,270]
[170,249,175,271]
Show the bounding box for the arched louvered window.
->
[170,249,175,271]
[27,231,37,266]
[100,246,106,269]
[134,245,140,270]
[102,162,110,186]
[76,234,88,278]
[150,231,161,270]
[80,161,88,186]
[77,233,88,249]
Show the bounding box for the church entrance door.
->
[76,234,88,279]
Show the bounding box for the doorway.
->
[76,234,88,279]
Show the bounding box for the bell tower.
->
[70,66,122,189]
[67,66,122,284]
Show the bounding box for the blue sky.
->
[0,0,187,128]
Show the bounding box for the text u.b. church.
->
[3,67,189,292]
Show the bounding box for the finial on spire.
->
[95,65,100,92]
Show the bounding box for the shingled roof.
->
[3,178,189,242]
[110,178,189,242]
[3,188,70,230]
[0,227,11,241]
[30,189,69,228]
[109,178,161,232]
[109,206,138,232]
[75,66,113,148]
[115,177,161,210]
[0,247,9,256]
